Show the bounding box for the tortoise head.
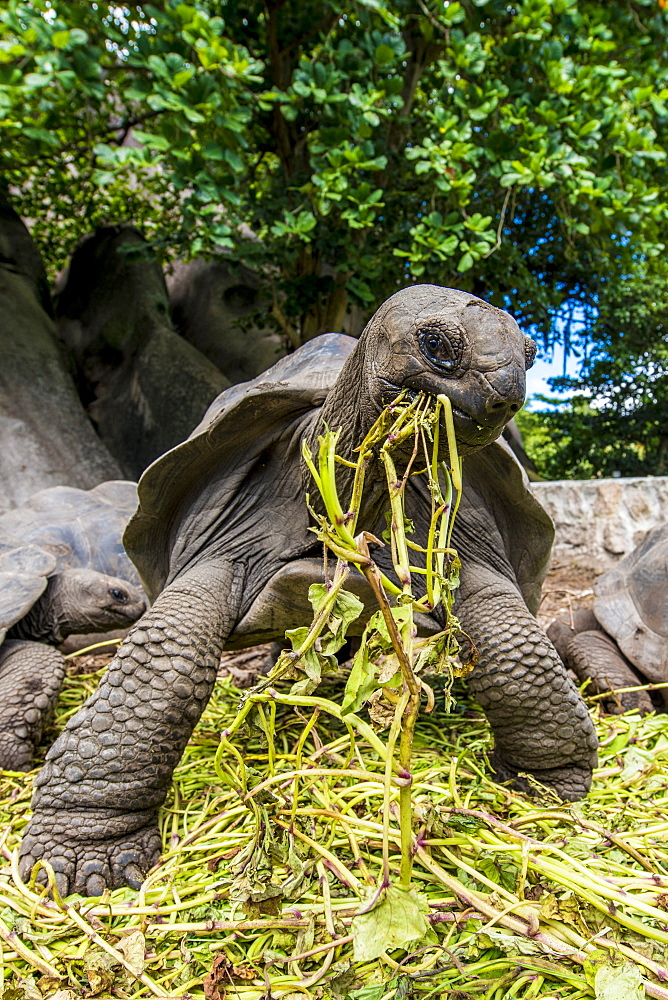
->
[49,569,147,639]
[361,284,536,454]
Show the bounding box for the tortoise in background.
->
[0,197,121,514]
[55,227,229,480]
[548,524,668,714]
[167,257,286,384]
[0,482,146,771]
[20,285,597,897]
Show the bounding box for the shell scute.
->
[594,523,668,680]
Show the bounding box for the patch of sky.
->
[524,301,592,411]
[524,345,579,410]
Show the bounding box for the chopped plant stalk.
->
[3,661,668,996]
[0,660,668,1000]
[297,392,464,893]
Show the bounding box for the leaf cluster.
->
[2,0,668,347]
[517,254,668,479]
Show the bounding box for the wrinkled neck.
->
[303,336,389,534]
[313,352,372,459]
[9,575,67,644]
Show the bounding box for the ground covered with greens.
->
[1,657,668,1000]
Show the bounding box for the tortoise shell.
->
[0,481,141,643]
[594,523,668,681]
[125,335,552,616]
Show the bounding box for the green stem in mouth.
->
[241,390,463,898]
[437,393,463,493]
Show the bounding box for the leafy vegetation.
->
[3,656,668,998]
[1,0,667,353]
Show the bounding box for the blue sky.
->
[525,346,579,409]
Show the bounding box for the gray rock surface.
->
[532,476,668,574]
[56,227,230,480]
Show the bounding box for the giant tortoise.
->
[167,257,286,384]
[55,226,229,480]
[548,523,668,714]
[0,196,122,514]
[0,482,145,770]
[20,285,598,896]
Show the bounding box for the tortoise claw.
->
[491,750,593,802]
[19,807,161,896]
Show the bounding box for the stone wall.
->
[531,476,668,574]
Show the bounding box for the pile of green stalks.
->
[2,672,668,1000]
[0,660,668,1000]
[1,396,668,1000]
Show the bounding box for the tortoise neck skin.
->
[307,329,392,533]
[308,284,535,533]
[8,571,145,645]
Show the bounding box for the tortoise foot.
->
[491,751,592,802]
[0,641,66,771]
[0,732,35,772]
[566,632,653,715]
[19,807,161,897]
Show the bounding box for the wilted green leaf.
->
[342,640,377,715]
[620,748,651,782]
[351,885,432,962]
[595,962,644,1000]
[345,982,398,1000]
[85,950,118,996]
[308,583,364,651]
[341,606,410,714]
[117,929,145,976]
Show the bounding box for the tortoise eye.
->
[109,587,128,603]
[418,325,461,373]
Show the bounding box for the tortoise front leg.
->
[0,641,66,771]
[457,567,598,801]
[565,632,652,715]
[548,618,653,715]
[19,562,240,897]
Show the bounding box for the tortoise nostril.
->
[486,397,522,418]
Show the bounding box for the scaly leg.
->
[457,567,598,801]
[565,631,653,715]
[19,563,239,896]
[0,641,66,771]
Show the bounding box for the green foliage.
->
[584,949,645,1000]
[2,0,668,348]
[351,884,432,962]
[341,606,408,716]
[516,254,668,480]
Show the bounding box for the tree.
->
[2,0,667,348]
[516,251,668,479]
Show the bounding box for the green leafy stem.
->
[224,390,469,916]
